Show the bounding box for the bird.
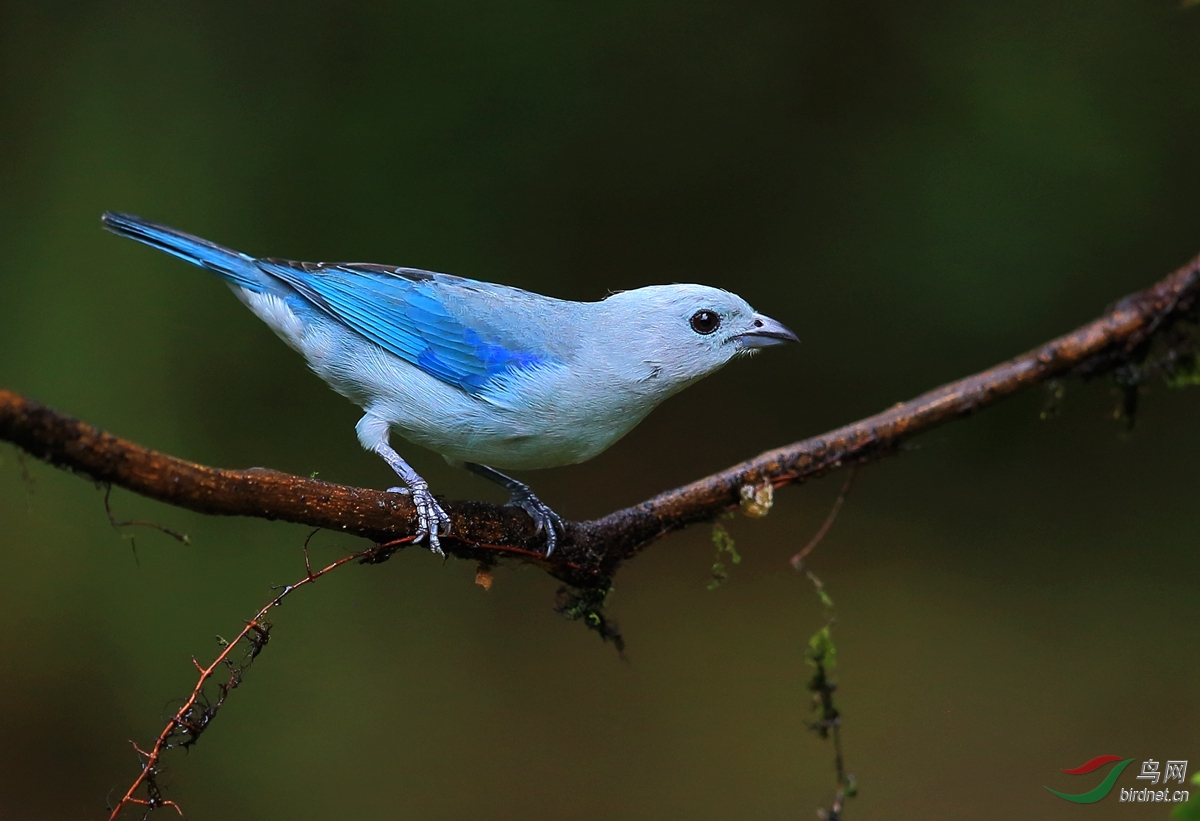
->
[101,212,798,557]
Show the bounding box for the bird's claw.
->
[388,484,451,556]
[508,488,564,558]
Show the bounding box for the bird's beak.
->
[734,314,799,348]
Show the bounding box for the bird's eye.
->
[690,310,721,335]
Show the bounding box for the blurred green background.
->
[1,2,1198,819]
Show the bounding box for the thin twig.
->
[107,533,411,820]
[803,569,853,820]
[791,467,858,569]
[103,484,190,562]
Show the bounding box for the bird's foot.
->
[507,487,564,558]
[387,483,451,556]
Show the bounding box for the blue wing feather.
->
[258,259,547,394]
[102,212,264,291]
[101,212,549,395]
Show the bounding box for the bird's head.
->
[599,284,798,389]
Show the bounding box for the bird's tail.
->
[101,212,265,292]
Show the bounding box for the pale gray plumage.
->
[101,212,798,556]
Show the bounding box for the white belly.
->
[237,288,655,470]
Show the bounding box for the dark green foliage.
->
[1108,317,1200,428]
[1170,773,1200,819]
[803,572,855,820]
[707,517,741,591]
[555,581,624,655]
[1040,380,1065,420]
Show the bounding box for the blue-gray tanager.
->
[101,212,797,557]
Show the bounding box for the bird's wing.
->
[258,259,551,395]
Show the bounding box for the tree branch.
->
[108,532,392,821]
[3,253,1199,583]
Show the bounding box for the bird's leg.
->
[379,449,453,557]
[464,463,563,557]
[356,414,451,556]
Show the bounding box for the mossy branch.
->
[2,252,1199,584]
